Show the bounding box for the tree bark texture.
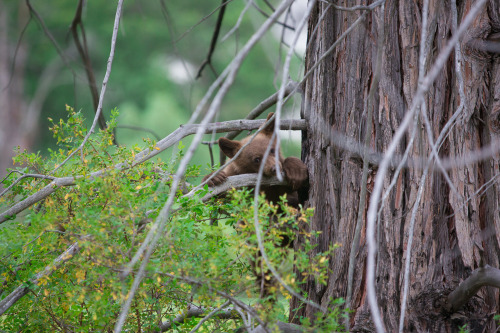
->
[291,1,500,332]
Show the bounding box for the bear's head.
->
[218,113,282,177]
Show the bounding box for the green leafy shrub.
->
[0,108,344,332]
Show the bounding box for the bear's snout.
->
[264,158,282,177]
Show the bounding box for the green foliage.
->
[1,109,343,331]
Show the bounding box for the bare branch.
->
[445,265,500,313]
[174,0,237,44]
[25,0,75,75]
[187,301,232,333]
[115,125,162,141]
[155,271,268,329]
[250,2,295,31]
[399,1,430,330]
[0,172,56,198]
[158,302,238,332]
[49,0,124,174]
[249,322,304,333]
[221,0,253,42]
[0,176,75,223]
[70,0,107,131]
[196,0,229,79]
[0,242,79,316]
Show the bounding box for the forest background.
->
[0,0,305,178]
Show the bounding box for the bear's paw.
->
[203,171,228,187]
[283,157,308,190]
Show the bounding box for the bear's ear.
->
[218,137,242,158]
[261,112,275,137]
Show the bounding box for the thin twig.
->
[70,0,107,131]
[158,302,237,332]
[154,271,268,330]
[49,0,124,174]
[25,0,75,76]
[116,125,162,141]
[174,0,237,43]
[186,301,231,333]
[329,0,385,12]
[272,0,316,183]
[196,0,229,79]
[0,173,56,198]
[399,0,430,329]
[221,0,253,42]
[250,2,295,31]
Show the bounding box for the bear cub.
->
[203,112,308,205]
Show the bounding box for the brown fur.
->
[203,113,308,206]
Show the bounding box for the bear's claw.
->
[283,157,308,190]
[204,171,228,187]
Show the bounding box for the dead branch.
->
[0,176,75,223]
[70,0,108,132]
[248,322,304,333]
[445,265,500,313]
[196,0,229,79]
[25,0,74,73]
[330,0,385,12]
[116,125,162,140]
[0,242,79,316]
[156,304,239,332]
[249,2,295,31]
[47,0,123,175]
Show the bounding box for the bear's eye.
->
[254,157,261,164]
[270,148,275,154]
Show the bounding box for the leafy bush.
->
[0,108,343,332]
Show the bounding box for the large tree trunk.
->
[291,1,500,332]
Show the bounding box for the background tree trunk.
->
[291,1,500,332]
[0,3,30,186]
